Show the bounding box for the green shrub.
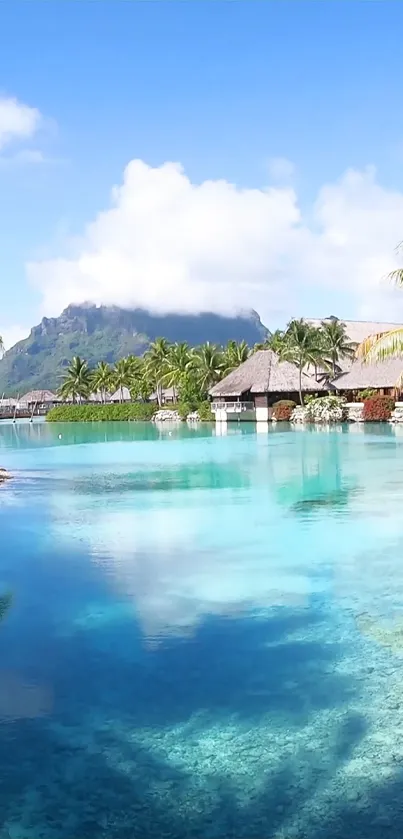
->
[198,401,214,421]
[362,395,394,422]
[46,403,157,422]
[176,402,192,420]
[272,399,296,421]
[358,388,377,401]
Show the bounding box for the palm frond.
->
[357,328,403,363]
[388,268,403,287]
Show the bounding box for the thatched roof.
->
[87,391,112,402]
[307,318,403,346]
[20,390,59,404]
[209,350,327,397]
[307,318,403,389]
[110,386,132,402]
[150,387,175,402]
[334,358,403,390]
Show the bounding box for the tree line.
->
[58,318,357,407]
[59,338,250,405]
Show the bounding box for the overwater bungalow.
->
[0,397,18,420]
[209,350,327,422]
[19,390,60,415]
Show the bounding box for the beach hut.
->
[333,358,403,398]
[0,397,17,419]
[19,390,60,415]
[209,350,327,422]
[110,386,132,403]
[149,387,176,404]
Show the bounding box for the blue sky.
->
[2,1,403,347]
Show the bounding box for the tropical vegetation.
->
[47,403,158,422]
[362,395,395,422]
[358,244,403,363]
[291,396,347,424]
[256,316,356,404]
[272,400,296,422]
[52,317,356,415]
[55,339,253,410]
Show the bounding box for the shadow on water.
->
[0,603,372,838]
[50,609,354,727]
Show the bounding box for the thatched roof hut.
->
[334,358,403,391]
[307,318,403,348]
[150,387,175,403]
[20,390,59,405]
[307,319,403,379]
[309,319,403,391]
[210,350,327,398]
[87,391,112,403]
[110,386,132,402]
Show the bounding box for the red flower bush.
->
[362,395,395,422]
[272,400,296,421]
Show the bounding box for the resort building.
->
[19,390,60,413]
[334,358,403,398]
[210,320,403,422]
[309,319,403,397]
[209,350,327,422]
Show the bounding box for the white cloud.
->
[0,97,41,151]
[27,159,403,326]
[0,324,29,353]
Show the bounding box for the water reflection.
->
[3,424,403,836]
[40,425,378,641]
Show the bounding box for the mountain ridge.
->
[0,304,268,395]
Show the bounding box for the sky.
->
[2,1,403,348]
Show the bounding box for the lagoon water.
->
[2,420,403,836]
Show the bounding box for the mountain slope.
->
[0,304,268,395]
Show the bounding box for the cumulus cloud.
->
[27,159,403,325]
[0,97,41,151]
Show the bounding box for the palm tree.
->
[135,366,154,402]
[113,358,133,403]
[358,244,403,362]
[320,317,356,376]
[90,361,113,404]
[190,342,224,395]
[280,320,325,406]
[162,342,192,401]
[253,330,286,354]
[145,338,171,406]
[59,356,91,403]
[222,340,250,375]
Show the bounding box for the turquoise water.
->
[2,420,403,837]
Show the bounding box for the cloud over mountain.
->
[28,159,403,325]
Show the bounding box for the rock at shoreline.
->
[152,409,182,423]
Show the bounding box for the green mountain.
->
[0,303,268,395]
